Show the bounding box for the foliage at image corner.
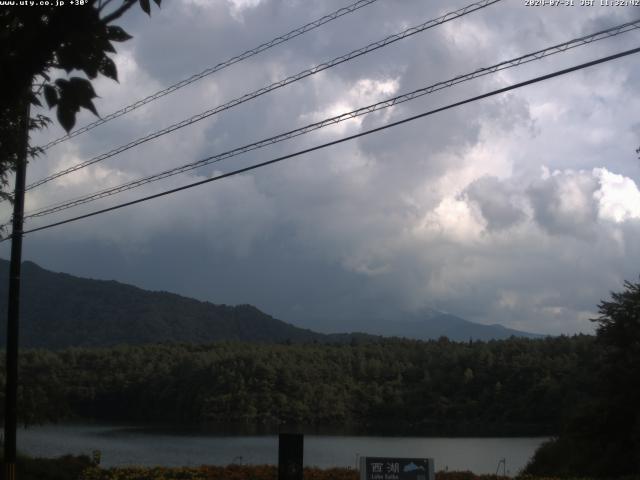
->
[0,0,161,201]
[523,278,640,478]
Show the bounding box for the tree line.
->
[0,335,597,436]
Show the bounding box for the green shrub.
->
[14,454,95,480]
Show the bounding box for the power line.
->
[25,0,501,191]
[8,45,639,240]
[39,0,382,151]
[19,18,640,221]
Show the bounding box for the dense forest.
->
[0,335,596,436]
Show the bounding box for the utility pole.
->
[3,91,31,480]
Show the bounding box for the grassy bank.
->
[77,466,640,480]
[7,455,638,480]
[80,466,515,480]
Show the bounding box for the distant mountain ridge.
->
[0,260,334,348]
[0,259,539,348]
[324,310,542,341]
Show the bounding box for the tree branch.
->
[100,0,137,24]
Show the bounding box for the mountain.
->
[0,259,539,348]
[315,309,542,341]
[0,260,333,348]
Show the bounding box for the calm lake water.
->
[17,424,546,476]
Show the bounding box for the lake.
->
[16,424,546,476]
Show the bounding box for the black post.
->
[3,94,30,480]
[278,433,303,480]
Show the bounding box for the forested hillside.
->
[0,260,329,348]
[3,335,596,435]
[0,260,536,347]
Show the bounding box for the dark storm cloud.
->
[2,0,640,335]
[527,170,599,238]
[464,176,526,231]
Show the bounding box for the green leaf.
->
[30,114,52,131]
[82,99,99,117]
[82,53,101,79]
[107,25,133,42]
[57,104,76,133]
[56,47,77,73]
[56,77,100,123]
[30,93,42,107]
[55,78,69,89]
[139,0,151,15]
[98,57,118,82]
[43,85,58,108]
[103,40,117,54]
[68,77,99,117]
[68,77,97,99]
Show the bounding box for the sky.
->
[2,0,640,335]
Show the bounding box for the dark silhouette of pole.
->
[3,94,30,480]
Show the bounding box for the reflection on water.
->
[17,424,546,476]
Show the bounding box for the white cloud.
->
[227,0,265,21]
[299,76,400,136]
[418,196,485,244]
[594,167,640,223]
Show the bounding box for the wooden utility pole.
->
[3,93,30,480]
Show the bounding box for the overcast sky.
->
[2,0,640,335]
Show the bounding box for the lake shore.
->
[13,456,624,480]
[17,424,546,474]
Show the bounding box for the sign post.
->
[278,433,303,480]
[3,88,30,480]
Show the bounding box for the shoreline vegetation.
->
[7,453,639,480]
[2,336,595,436]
